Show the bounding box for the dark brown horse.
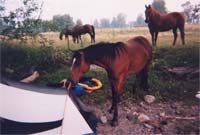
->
[59,28,79,45]
[69,36,152,126]
[72,24,95,44]
[145,5,185,46]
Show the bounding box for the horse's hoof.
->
[111,120,118,127]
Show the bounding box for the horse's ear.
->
[145,5,148,8]
[148,5,151,8]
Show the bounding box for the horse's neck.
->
[90,58,113,70]
[150,10,161,24]
[91,60,107,69]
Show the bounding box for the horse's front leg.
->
[150,31,155,46]
[155,32,158,46]
[109,75,125,126]
[79,35,82,44]
[108,84,115,113]
[67,38,69,46]
[111,90,119,126]
[76,36,79,44]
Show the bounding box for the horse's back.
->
[162,12,185,26]
[172,12,185,25]
[125,36,152,74]
[126,36,152,58]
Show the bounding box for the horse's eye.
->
[75,59,81,65]
[72,57,81,67]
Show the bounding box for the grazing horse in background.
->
[144,5,185,46]
[59,28,79,45]
[72,24,95,44]
[69,36,152,126]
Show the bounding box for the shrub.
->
[1,43,68,79]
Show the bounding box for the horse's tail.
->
[91,25,95,42]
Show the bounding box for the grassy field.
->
[3,24,200,47]
[1,24,199,105]
[1,24,199,134]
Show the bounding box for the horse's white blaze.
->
[71,58,76,70]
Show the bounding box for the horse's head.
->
[70,51,90,84]
[144,5,152,23]
[60,28,71,40]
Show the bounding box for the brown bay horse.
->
[72,24,95,43]
[69,36,152,126]
[145,5,185,46]
[60,24,95,46]
[59,28,79,45]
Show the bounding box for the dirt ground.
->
[83,97,199,135]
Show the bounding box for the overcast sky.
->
[5,0,199,24]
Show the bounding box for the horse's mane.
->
[149,7,161,19]
[81,42,126,63]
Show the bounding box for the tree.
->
[182,1,200,24]
[110,13,127,28]
[93,19,99,28]
[0,0,5,17]
[40,20,57,32]
[152,0,167,14]
[76,19,83,25]
[52,14,74,31]
[0,0,43,39]
[192,4,200,24]
[111,17,118,28]
[100,18,110,28]
[116,13,126,27]
[128,21,135,27]
[0,0,6,33]
[135,14,145,26]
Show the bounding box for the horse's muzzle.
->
[69,78,78,86]
[145,20,149,23]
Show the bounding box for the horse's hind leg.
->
[138,64,150,95]
[179,26,185,45]
[172,28,178,45]
[92,34,95,43]
[89,34,93,43]
[132,73,141,95]
[133,64,149,94]
[140,66,149,93]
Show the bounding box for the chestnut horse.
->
[72,24,95,44]
[145,5,185,46]
[69,36,152,126]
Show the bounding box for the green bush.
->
[1,43,69,79]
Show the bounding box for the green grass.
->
[34,44,199,105]
[1,25,199,105]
